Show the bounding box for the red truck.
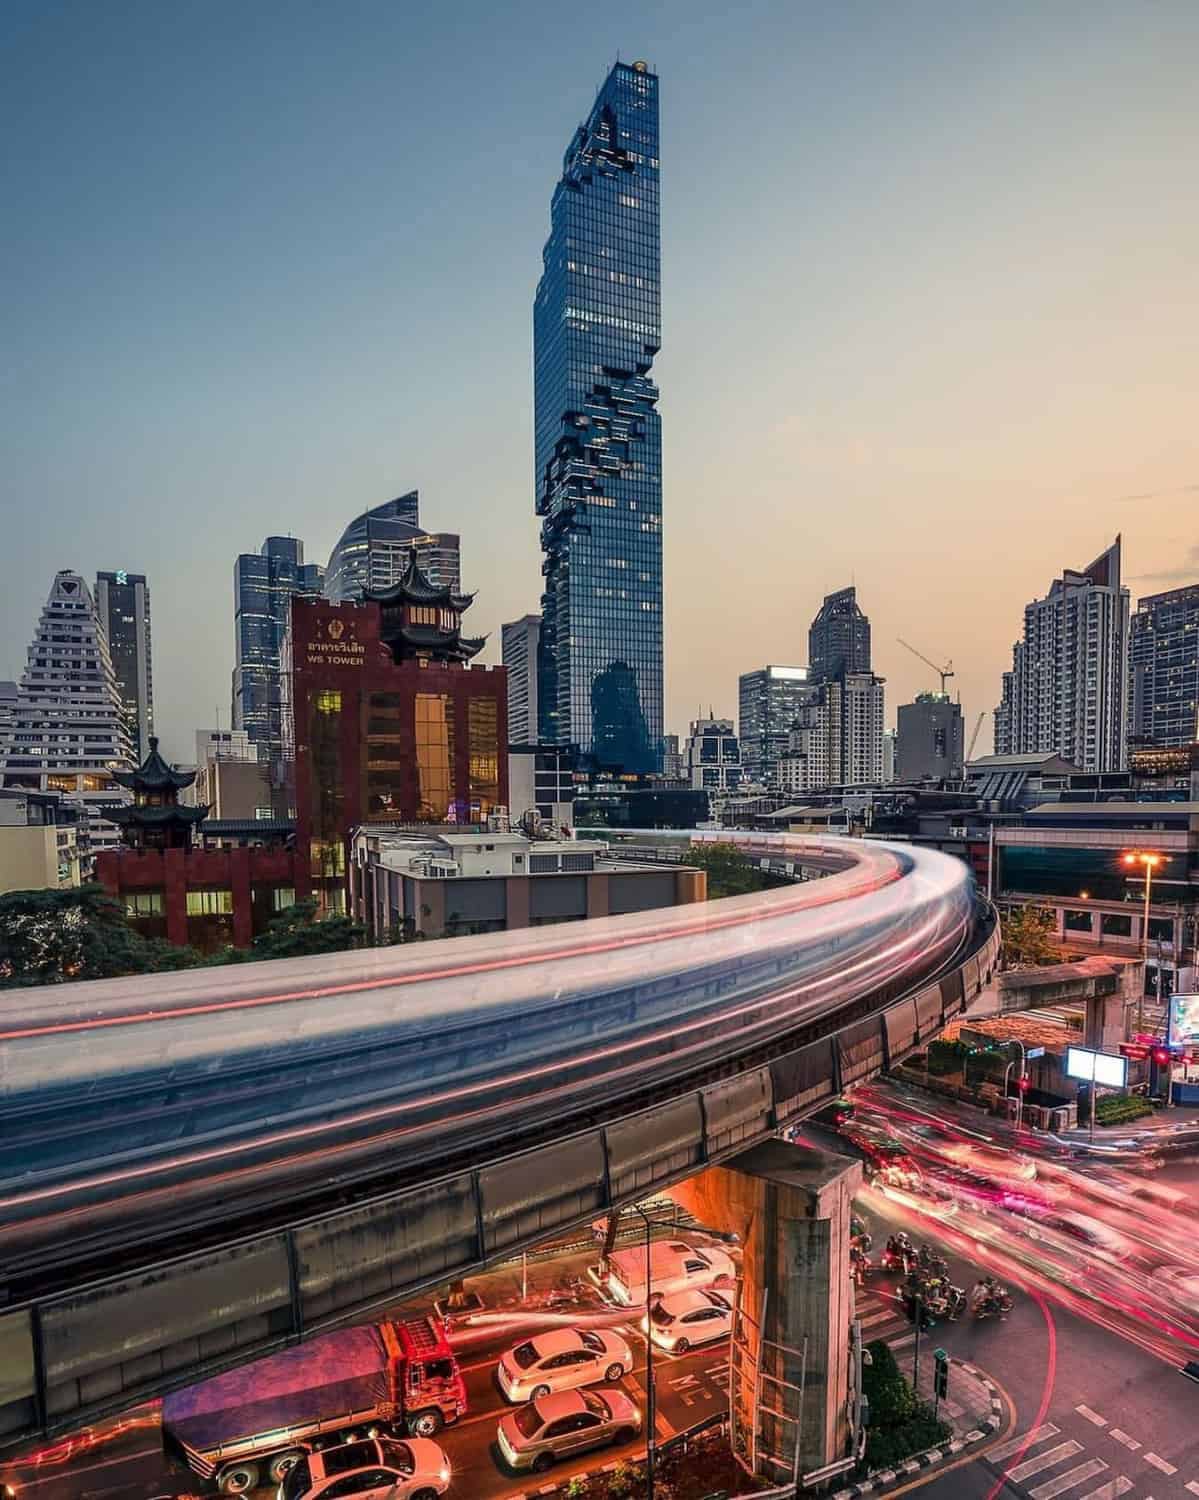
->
[162,1316,466,1495]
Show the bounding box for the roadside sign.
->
[1027,1046,1045,1060]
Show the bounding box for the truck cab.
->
[393,1318,467,1437]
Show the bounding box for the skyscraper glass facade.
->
[323,492,461,603]
[233,536,324,764]
[1129,584,1199,749]
[535,60,662,772]
[95,570,153,761]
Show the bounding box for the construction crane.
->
[896,638,955,696]
[967,711,985,762]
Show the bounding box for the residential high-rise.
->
[0,570,133,859]
[809,587,871,681]
[684,716,742,795]
[502,615,540,744]
[324,493,461,603]
[896,695,965,781]
[0,680,17,733]
[95,570,154,761]
[535,60,662,771]
[1129,583,1199,749]
[994,538,1129,772]
[738,666,811,785]
[232,536,324,765]
[661,733,683,779]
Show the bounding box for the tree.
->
[250,900,366,960]
[0,883,201,989]
[1000,904,1061,970]
[683,841,790,900]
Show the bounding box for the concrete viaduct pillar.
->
[672,1139,862,1482]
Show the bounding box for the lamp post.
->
[1123,851,1163,1033]
[630,1204,657,1500]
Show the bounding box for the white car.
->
[642,1288,733,1353]
[605,1240,737,1306]
[278,1437,450,1500]
[496,1327,633,1403]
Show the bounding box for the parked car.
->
[641,1288,733,1353]
[496,1327,633,1402]
[496,1389,641,1474]
[278,1437,450,1500]
[605,1240,736,1306]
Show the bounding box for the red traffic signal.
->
[1153,1047,1171,1066]
[1017,1076,1031,1092]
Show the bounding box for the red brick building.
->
[286,551,507,912]
[95,737,306,951]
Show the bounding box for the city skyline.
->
[4,2,1197,760]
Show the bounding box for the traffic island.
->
[831,1349,1007,1498]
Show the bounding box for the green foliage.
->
[0,883,202,988]
[564,1478,592,1499]
[926,1039,968,1077]
[1095,1094,1153,1125]
[250,901,366,959]
[1000,904,1061,970]
[683,842,788,900]
[858,1339,951,1475]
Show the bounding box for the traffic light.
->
[934,1349,949,1400]
[1017,1075,1031,1092]
[1154,1047,1171,1067]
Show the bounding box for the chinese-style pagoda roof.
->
[111,736,197,792]
[364,548,475,611]
[109,802,210,828]
[393,626,487,662]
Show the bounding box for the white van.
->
[604,1240,736,1307]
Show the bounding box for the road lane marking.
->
[1076,1405,1108,1427]
[1078,1479,1132,1500]
[1185,1483,1199,1496]
[1030,1458,1108,1499]
[1145,1453,1177,1475]
[1007,1439,1084,1484]
[861,1309,897,1327]
[1107,1428,1139,1451]
[989,1424,1061,1463]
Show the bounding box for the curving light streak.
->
[0,834,978,1267]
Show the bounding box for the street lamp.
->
[1123,851,1163,1032]
[630,1203,657,1500]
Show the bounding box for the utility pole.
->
[631,1204,656,1500]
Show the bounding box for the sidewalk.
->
[831,1355,1007,1499]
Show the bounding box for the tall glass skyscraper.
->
[534,60,662,771]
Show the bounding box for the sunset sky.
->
[4,0,1197,760]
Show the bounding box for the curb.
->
[830,1358,1007,1499]
[510,1455,635,1499]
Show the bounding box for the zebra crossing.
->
[986,1417,1191,1498]
[855,1280,917,1349]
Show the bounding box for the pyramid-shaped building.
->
[0,570,134,862]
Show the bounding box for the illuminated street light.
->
[1123,851,1163,1032]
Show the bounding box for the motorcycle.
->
[971,1283,1013,1321]
[881,1235,917,1274]
[944,1284,968,1321]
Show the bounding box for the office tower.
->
[232,536,325,764]
[809,587,871,681]
[661,733,683,779]
[502,615,541,744]
[684,716,741,794]
[0,570,133,858]
[777,700,831,796]
[324,493,461,603]
[535,60,663,770]
[995,538,1129,772]
[288,553,505,911]
[896,695,965,781]
[1129,583,1199,748]
[882,729,896,784]
[738,666,811,785]
[94,570,153,761]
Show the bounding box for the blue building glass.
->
[232,536,324,764]
[535,60,662,772]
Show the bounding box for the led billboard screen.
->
[1168,993,1199,1048]
[1066,1046,1128,1089]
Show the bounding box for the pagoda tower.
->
[365,548,486,665]
[109,737,209,850]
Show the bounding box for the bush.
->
[926,1039,968,1077]
[858,1341,950,1477]
[1095,1095,1153,1125]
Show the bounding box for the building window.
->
[1100,912,1133,938]
[310,839,345,877]
[314,690,341,714]
[468,698,499,818]
[272,886,296,911]
[1063,909,1093,933]
[416,693,454,821]
[186,890,233,916]
[1148,916,1174,943]
[125,891,164,917]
